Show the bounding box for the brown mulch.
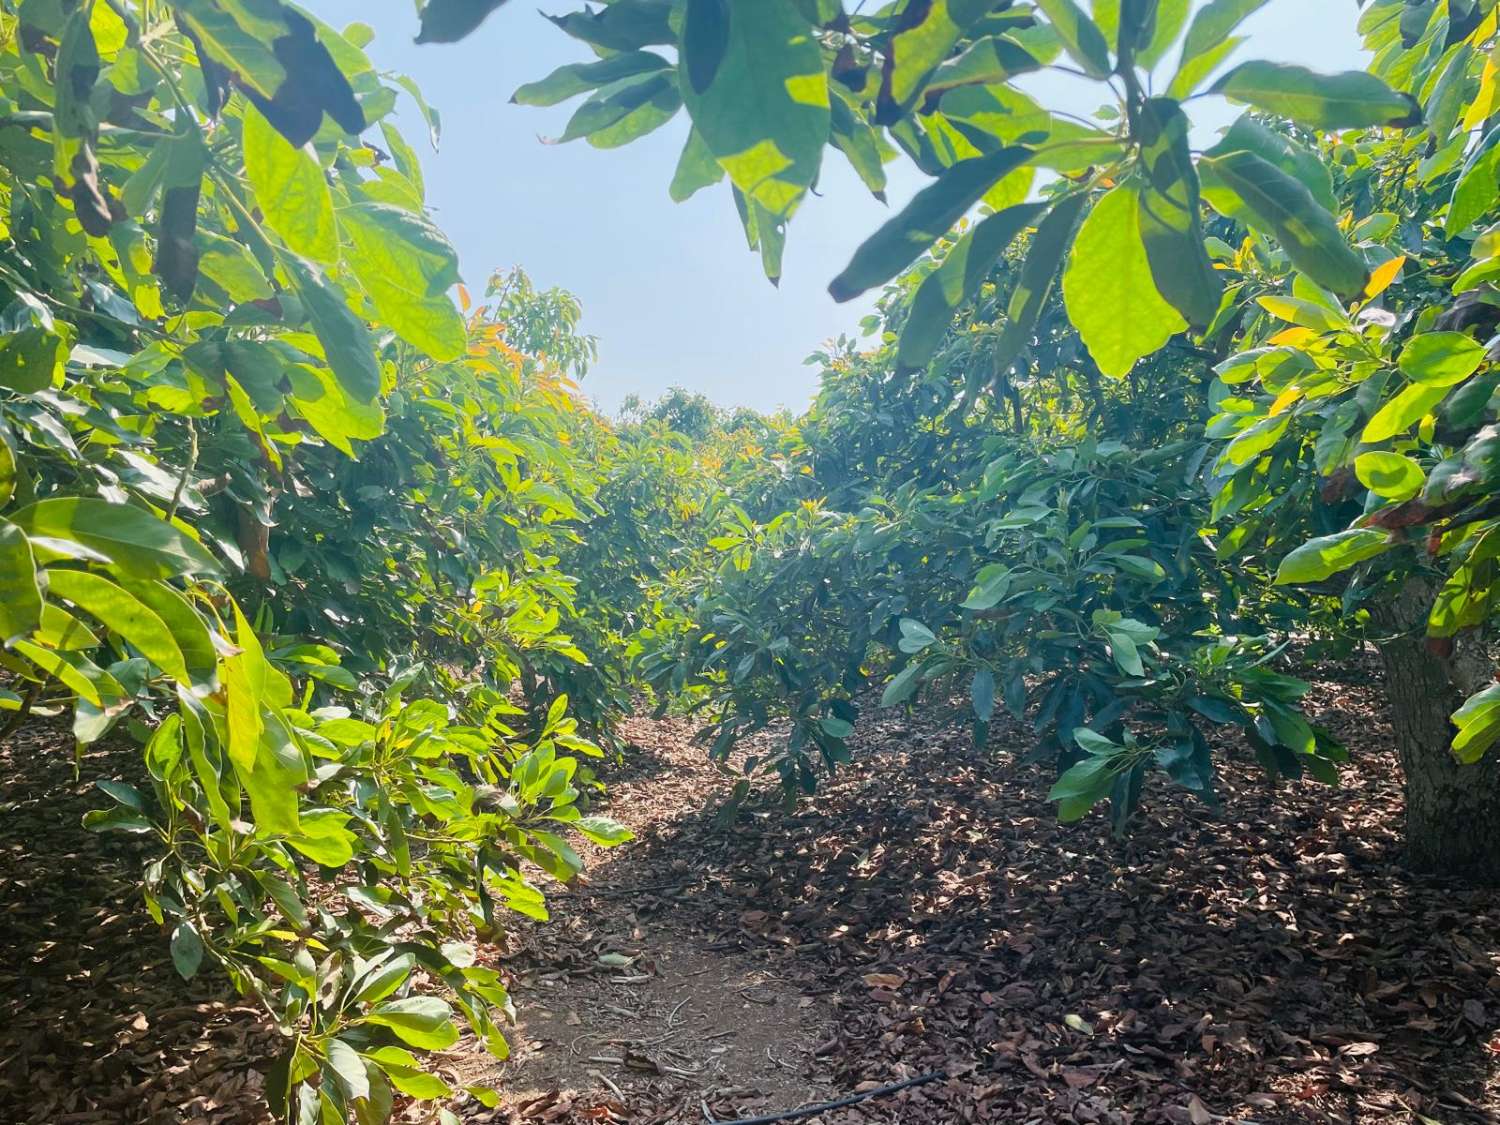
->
[0,721,279,1125]
[482,657,1500,1124]
[1,655,1498,1124]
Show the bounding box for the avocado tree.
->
[493,0,1498,872]
[0,1,635,1117]
[1205,0,1500,879]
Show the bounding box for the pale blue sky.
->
[305,1,1368,414]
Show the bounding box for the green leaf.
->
[1104,625,1145,675]
[831,147,1032,302]
[828,95,887,199]
[1206,114,1335,212]
[0,421,15,508]
[1447,125,1500,235]
[921,35,1044,106]
[1362,382,1449,443]
[1452,684,1500,764]
[341,203,465,361]
[44,569,191,687]
[992,193,1088,379]
[881,660,924,707]
[574,815,634,846]
[287,362,386,457]
[1274,528,1391,584]
[353,954,415,1005]
[512,51,669,106]
[170,921,204,980]
[1063,186,1186,377]
[971,667,996,722]
[880,0,998,118]
[287,808,357,867]
[669,128,726,202]
[1037,0,1112,78]
[1167,34,1245,100]
[0,519,42,645]
[117,579,217,689]
[416,0,512,43]
[288,259,383,404]
[1135,98,1222,328]
[325,1039,370,1102]
[897,617,938,652]
[1398,332,1487,386]
[10,640,123,707]
[898,203,1044,368]
[1355,451,1424,501]
[1176,0,1267,71]
[1210,61,1421,128]
[554,72,682,148]
[12,499,220,580]
[242,103,337,264]
[364,997,461,1050]
[1201,150,1369,299]
[678,0,830,218]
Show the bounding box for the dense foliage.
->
[6,0,1500,1120]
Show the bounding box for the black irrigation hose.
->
[710,1072,946,1125]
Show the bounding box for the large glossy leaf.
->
[242,103,337,264]
[829,147,1032,302]
[1274,528,1391,584]
[1205,114,1335,213]
[1201,150,1369,299]
[119,579,218,690]
[1062,186,1187,377]
[288,260,383,404]
[363,997,461,1050]
[669,127,726,201]
[1362,382,1449,442]
[341,203,465,361]
[1398,332,1487,386]
[45,569,191,687]
[1355,452,1424,501]
[1446,124,1500,235]
[898,203,1045,369]
[1451,683,1500,763]
[1211,61,1421,128]
[0,518,42,644]
[12,499,220,579]
[9,640,123,707]
[1135,98,1221,328]
[678,0,830,218]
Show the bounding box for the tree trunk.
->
[1371,579,1500,883]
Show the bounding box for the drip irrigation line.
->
[706,1071,946,1124]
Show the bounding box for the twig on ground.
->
[708,1071,946,1125]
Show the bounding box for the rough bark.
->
[1371,579,1500,883]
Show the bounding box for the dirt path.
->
[460,718,839,1124]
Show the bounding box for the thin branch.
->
[706,1072,945,1125]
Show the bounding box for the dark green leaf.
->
[830,146,1032,302]
[416,0,511,44]
[1201,149,1369,298]
[679,0,830,218]
[899,203,1044,368]
[1209,61,1422,128]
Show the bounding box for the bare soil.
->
[1,656,1498,1124]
